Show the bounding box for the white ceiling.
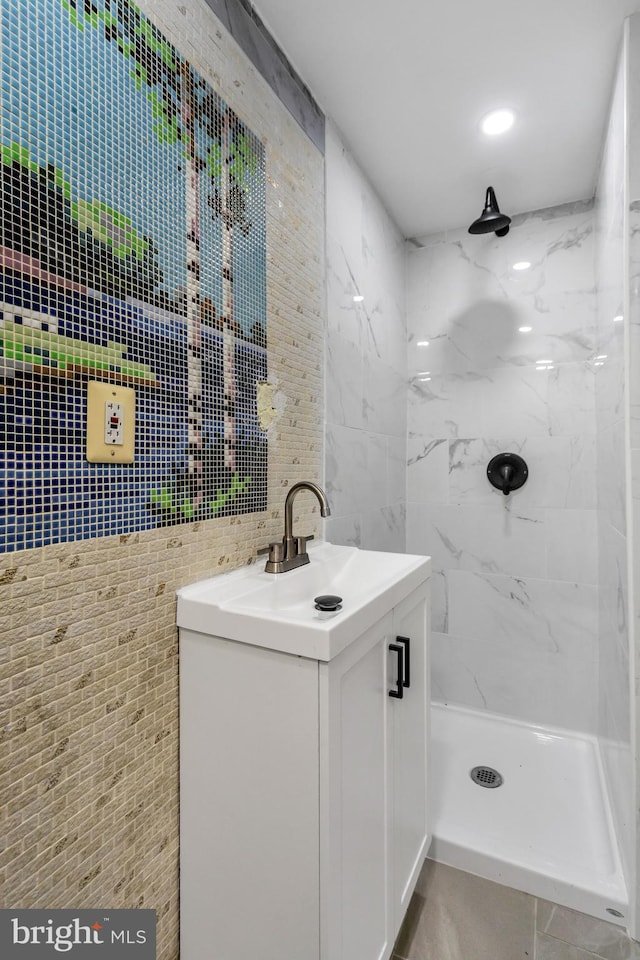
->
[253,0,640,238]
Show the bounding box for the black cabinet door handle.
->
[397,636,410,688]
[389,643,404,699]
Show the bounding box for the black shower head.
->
[468,186,511,237]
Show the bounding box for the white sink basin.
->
[176,541,431,660]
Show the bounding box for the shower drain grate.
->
[470,766,503,788]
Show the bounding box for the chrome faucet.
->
[264,481,331,574]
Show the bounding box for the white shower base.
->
[429,702,628,925]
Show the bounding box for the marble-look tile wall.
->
[593,24,633,926]
[324,122,407,551]
[406,203,598,731]
[623,12,640,941]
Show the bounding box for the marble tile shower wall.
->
[406,205,599,732]
[624,12,640,936]
[324,122,407,552]
[593,33,632,901]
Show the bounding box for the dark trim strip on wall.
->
[203,0,325,153]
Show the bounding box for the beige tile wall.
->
[0,2,324,957]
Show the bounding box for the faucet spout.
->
[284,481,331,542]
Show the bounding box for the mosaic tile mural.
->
[0,0,268,552]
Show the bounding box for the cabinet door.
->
[389,582,430,934]
[319,613,393,960]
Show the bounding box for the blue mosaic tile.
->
[1,0,268,551]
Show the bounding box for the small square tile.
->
[0,0,268,553]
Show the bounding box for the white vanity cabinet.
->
[179,578,430,960]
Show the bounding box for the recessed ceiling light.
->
[481,108,515,136]
[352,294,364,302]
[594,361,604,367]
[595,354,607,360]
[418,377,431,382]
[537,359,552,364]
[513,261,531,271]
[417,371,431,376]
[519,326,532,333]
[416,340,430,346]
[613,314,623,322]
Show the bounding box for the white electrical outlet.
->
[105,401,124,445]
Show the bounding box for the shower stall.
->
[402,15,640,938]
[324,12,640,945]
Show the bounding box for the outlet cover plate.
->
[86,381,135,463]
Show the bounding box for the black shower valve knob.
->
[487,452,528,496]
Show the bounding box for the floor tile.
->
[536,932,608,960]
[537,901,640,960]
[393,860,535,960]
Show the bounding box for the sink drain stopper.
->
[314,595,342,612]
[470,766,503,788]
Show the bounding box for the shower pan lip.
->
[428,701,628,927]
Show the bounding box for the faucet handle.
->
[268,541,285,563]
[257,540,286,561]
[295,533,315,553]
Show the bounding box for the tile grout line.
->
[536,930,623,960]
